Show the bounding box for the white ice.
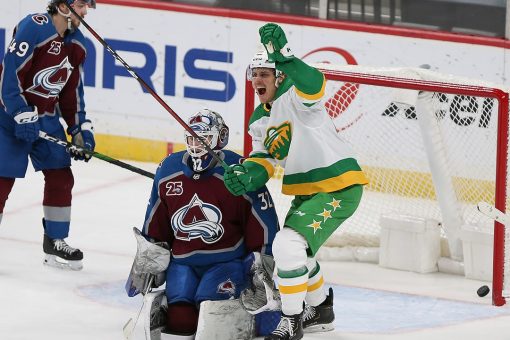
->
[1,159,509,340]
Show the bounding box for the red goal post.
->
[243,64,509,306]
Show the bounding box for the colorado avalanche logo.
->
[217,279,236,296]
[171,194,224,244]
[26,57,74,98]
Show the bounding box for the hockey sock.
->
[167,302,199,334]
[277,266,308,315]
[0,177,15,218]
[305,259,326,307]
[42,169,74,239]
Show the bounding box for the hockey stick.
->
[65,3,229,171]
[123,275,154,340]
[477,202,510,225]
[39,131,155,179]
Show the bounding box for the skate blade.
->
[303,322,334,333]
[44,254,83,271]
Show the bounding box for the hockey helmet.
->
[247,46,282,81]
[47,0,96,14]
[185,109,229,158]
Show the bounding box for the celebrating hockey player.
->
[0,0,97,270]
[126,109,280,339]
[223,24,369,340]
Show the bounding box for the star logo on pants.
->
[307,219,322,234]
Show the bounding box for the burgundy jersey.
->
[142,150,279,267]
[0,13,87,129]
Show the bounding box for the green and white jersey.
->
[249,71,368,196]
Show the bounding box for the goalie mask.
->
[185,109,229,172]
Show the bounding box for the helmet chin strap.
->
[56,5,73,31]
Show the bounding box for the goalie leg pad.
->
[160,332,195,340]
[128,289,167,340]
[195,299,255,340]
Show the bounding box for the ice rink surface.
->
[1,159,509,340]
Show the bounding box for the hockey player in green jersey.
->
[224,23,368,340]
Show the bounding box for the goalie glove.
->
[241,252,281,315]
[259,23,294,63]
[125,227,170,297]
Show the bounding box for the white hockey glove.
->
[241,252,281,315]
[125,228,170,297]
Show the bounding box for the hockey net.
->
[243,64,509,306]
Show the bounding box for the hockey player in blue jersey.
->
[0,0,97,270]
[125,109,280,339]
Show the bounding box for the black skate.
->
[264,312,303,340]
[303,287,335,333]
[43,234,83,271]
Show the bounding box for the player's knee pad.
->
[166,302,199,335]
[0,177,15,213]
[42,168,74,206]
[272,227,308,271]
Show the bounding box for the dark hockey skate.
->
[303,287,335,333]
[264,312,303,340]
[43,234,83,271]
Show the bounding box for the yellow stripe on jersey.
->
[282,170,368,195]
[245,158,275,179]
[294,74,326,102]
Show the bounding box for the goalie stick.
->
[64,2,229,171]
[39,131,155,179]
[123,275,154,340]
[477,202,510,225]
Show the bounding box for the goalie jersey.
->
[0,13,88,130]
[142,150,278,266]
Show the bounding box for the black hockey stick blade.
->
[39,131,155,179]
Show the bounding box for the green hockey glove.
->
[224,166,247,196]
[259,23,294,63]
[235,160,271,193]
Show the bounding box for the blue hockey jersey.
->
[142,150,279,266]
[0,13,88,130]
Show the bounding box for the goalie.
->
[125,109,280,339]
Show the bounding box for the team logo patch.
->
[217,279,236,296]
[31,15,49,25]
[264,121,292,160]
[171,193,224,244]
[26,57,74,98]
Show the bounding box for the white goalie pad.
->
[127,289,167,340]
[195,299,255,340]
